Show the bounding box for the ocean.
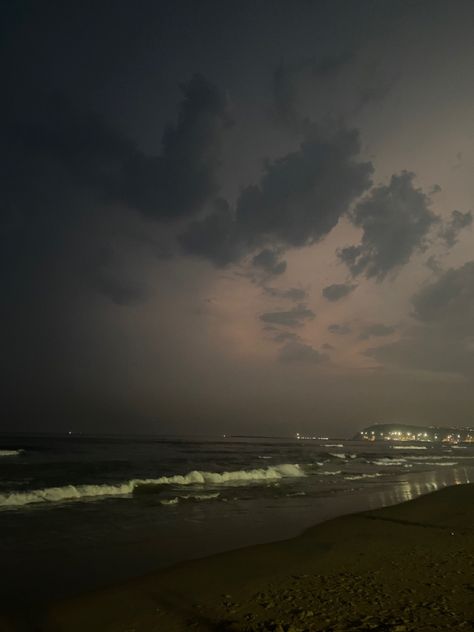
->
[0,433,473,606]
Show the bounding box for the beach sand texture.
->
[2,483,474,631]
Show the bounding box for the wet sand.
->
[2,483,474,631]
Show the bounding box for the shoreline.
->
[0,466,471,610]
[3,482,474,631]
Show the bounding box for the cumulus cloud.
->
[278,341,327,364]
[322,283,356,302]
[328,323,352,335]
[180,127,373,265]
[339,171,438,280]
[438,210,472,247]
[359,323,396,340]
[259,304,315,327]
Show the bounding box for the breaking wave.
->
[328,453,356,460]
[344,473,383,480]
[391,445,427,450]
[0,463,305,509]
[404,455,473,461]
[372,458,408,466]
[160,492,220,506]
[0,450,23,457]
[409,461,458,467]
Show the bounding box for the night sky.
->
[2,1,474,436]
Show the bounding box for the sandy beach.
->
[2,482,473,632]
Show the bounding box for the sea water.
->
[0,433,473,604]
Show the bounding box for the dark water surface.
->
[0,434,473,605]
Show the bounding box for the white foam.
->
[329,453,347,459]
[404,455,468,461]
[0,463,305,509]
[372,458,407,466]
[318,470,342,476]
[0,450,23,457]
[345,473,382,480]
[391,445,427,450]
[160,492,220,506]
[160,498,179,505]
[410,461,458,466]
[322,444,344,448]
[187,493,220,501]
[0,482,134,508]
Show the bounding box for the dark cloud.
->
[180,127,373,265]
[359,323,396,340]
[321,343,335,350]
[1,73,233,314]
[235,128,372,248]
[425,255,443,275]
[328,323,352,335]
[252,249,287,276]
[272,49,394,133]
[438,210,472,248]
[264,287,308,302]
[339,171,438,280]
[273,331,301,343]
[367,262,474,377]
[412,261,474,334]
[322,283,356,302]
[365,326,474,377]
[180,198,243,266]
[278,341,327,364]
[259,304,315,327]
[273,52,354,131]
[2,74,231,229]
[122,74,232,218]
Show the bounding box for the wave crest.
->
[0,463,305,509]
[0,450,23,457]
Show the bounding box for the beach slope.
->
[3,483,474,631]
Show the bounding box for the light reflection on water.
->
[367,467,472,509]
